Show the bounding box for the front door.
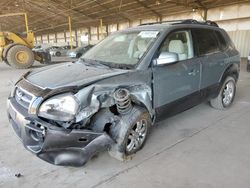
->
[152,30,201,120]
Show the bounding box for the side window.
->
[159,30,194,61]
[192,29,220,55]
[215,31,228,50]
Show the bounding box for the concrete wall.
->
[35,2,250,57]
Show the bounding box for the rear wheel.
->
[210,76,236,110]
[6,45,34,69]
[55,51,61,56]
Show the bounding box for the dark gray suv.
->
[7,20,240,166]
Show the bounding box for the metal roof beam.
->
[93,0,132,21]
[135,0,162,18]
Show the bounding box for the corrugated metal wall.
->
[227,30,250,57]
[208,3,250,58]
[35,3,250,57]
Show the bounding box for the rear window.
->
[215,31,228,50]
[192,29,220,56]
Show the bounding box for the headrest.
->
[137,40,147,52]
[169,40,185,54]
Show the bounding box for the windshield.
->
[81,30,159,69]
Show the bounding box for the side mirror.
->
[154,52,179,66]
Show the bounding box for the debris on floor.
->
[14,173,23,178]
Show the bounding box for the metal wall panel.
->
[228,30,250,57]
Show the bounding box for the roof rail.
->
[139,20,186,26]
[139,19,219,27]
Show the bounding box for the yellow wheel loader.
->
[0,13,50,69]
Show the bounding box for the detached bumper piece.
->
[7,98,114,167]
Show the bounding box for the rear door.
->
[191,28,228,90]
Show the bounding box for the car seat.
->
[169,40,187,61]
[134,40,147,59]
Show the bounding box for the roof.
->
[0,0,247,35]
[118,19,221,33]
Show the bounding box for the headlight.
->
[38,94,79,121]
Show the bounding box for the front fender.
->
[75,83,154,123]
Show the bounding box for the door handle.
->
[188,69,196,76]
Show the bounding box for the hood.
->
[26,62,129,89]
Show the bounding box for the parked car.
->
[32,45,42,52]
[50,45,76,57]
[67,45,94,58]
[33,45,60,53]
[7,19,240,167]
[247,51,250,72]
[32,44,49,52]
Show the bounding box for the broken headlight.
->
[38,94,79,122]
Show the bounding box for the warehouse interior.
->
[1,0,250,187]
[1,0,250,57]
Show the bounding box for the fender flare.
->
[219,63,239,85]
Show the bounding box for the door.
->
[152,30,201,119]
[191,29,228,90]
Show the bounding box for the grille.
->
[14,87,33,109]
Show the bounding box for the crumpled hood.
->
[26,62,129,89]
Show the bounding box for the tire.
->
[76,53,82,58]
[110,106,151,158]
[2,43,17,65]
[6,45,34,69]
[210,76,236,110]
[247,61,250,72]
[55,51,61,56]
[3,60,10,65]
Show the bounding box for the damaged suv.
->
[7,20,240,166]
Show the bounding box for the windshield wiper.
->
[80,58,134,70]
[80,58,111,69]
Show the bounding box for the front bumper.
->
[7,97,114,166]
[49,51,56,56]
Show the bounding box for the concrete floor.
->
[0,60,250,188]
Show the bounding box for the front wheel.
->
[210,76,236,110]
[247,60,250,72]
[109,107,151,160]
[125,113,150,155]
[55,51,61,56]
[76,53,82,58]
[6,45,34,69]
